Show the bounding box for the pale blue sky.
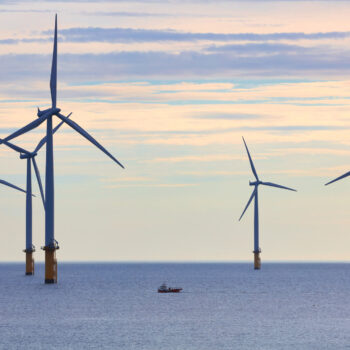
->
[0,0,350,261]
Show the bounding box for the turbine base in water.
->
[43,246,58,284]
[254,251,261,270]
[24,250,34,275]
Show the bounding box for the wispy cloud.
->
[2,46,350,83]
[87,11,174,17]
[101,176,152,183]
[3,27,350,45]
[275,147,350,156]
[43,27,350,43]
[207,43,308,54]
[191,113,262,120]
[147,154,245,163]
[104,183,198,188]
[0,8,52,13]
[241,125,350,132]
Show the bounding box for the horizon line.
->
[0,260,349,264]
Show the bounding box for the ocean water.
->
[0,263,349,350]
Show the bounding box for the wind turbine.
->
[0,115,69,275]
[1,15,124,283]
[238,137,296,269]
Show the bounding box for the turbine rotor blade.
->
[34,112,72,153]
[56,113,125,169]
[242,137,259,181]
[239,188,257,221]
[32,158,45,208]
[0,179,26,193]
[2,112,50,143]
[325,171,350,186]
[50,14,58,108]
[260,181,297,192]
[0,139,30,155]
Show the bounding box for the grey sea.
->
[0,263,349,350]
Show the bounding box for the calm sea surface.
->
[0,263,349,349]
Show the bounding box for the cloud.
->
[0,9,169,16]
[207,43,308,54]
[39,27,350,44]
[1,0,349,3]
[104,183,198,188]
[1,44,350,83]
[87,11,174,17]
[275,147,350,156]
[0,38,49,45]
[4,27,350,46]
[101,176,152,182]
[241,125,350,132]
[191,113,262,120]
[147,154,245,163]
[0,9,52,13]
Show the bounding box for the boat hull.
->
[158,288,182,293]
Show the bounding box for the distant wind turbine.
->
[239,137,296,269]
[0,180,26,195]
[1,15,124,284]
[1,115,69,275]
[325,170,350,186]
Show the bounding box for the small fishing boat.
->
[158,283,182,293]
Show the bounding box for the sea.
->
[0,263,349,350]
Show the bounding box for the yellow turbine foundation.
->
[45,249,57,284]
[254,251,261,270]
[25,251,34,275]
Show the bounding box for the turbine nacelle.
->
[37,107,61,118]
[20,152,37,159]
[37,107,50,117]
[249,180,261,186]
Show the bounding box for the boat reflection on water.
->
[158,283,183,293]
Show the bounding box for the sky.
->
[0,0,350,262]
